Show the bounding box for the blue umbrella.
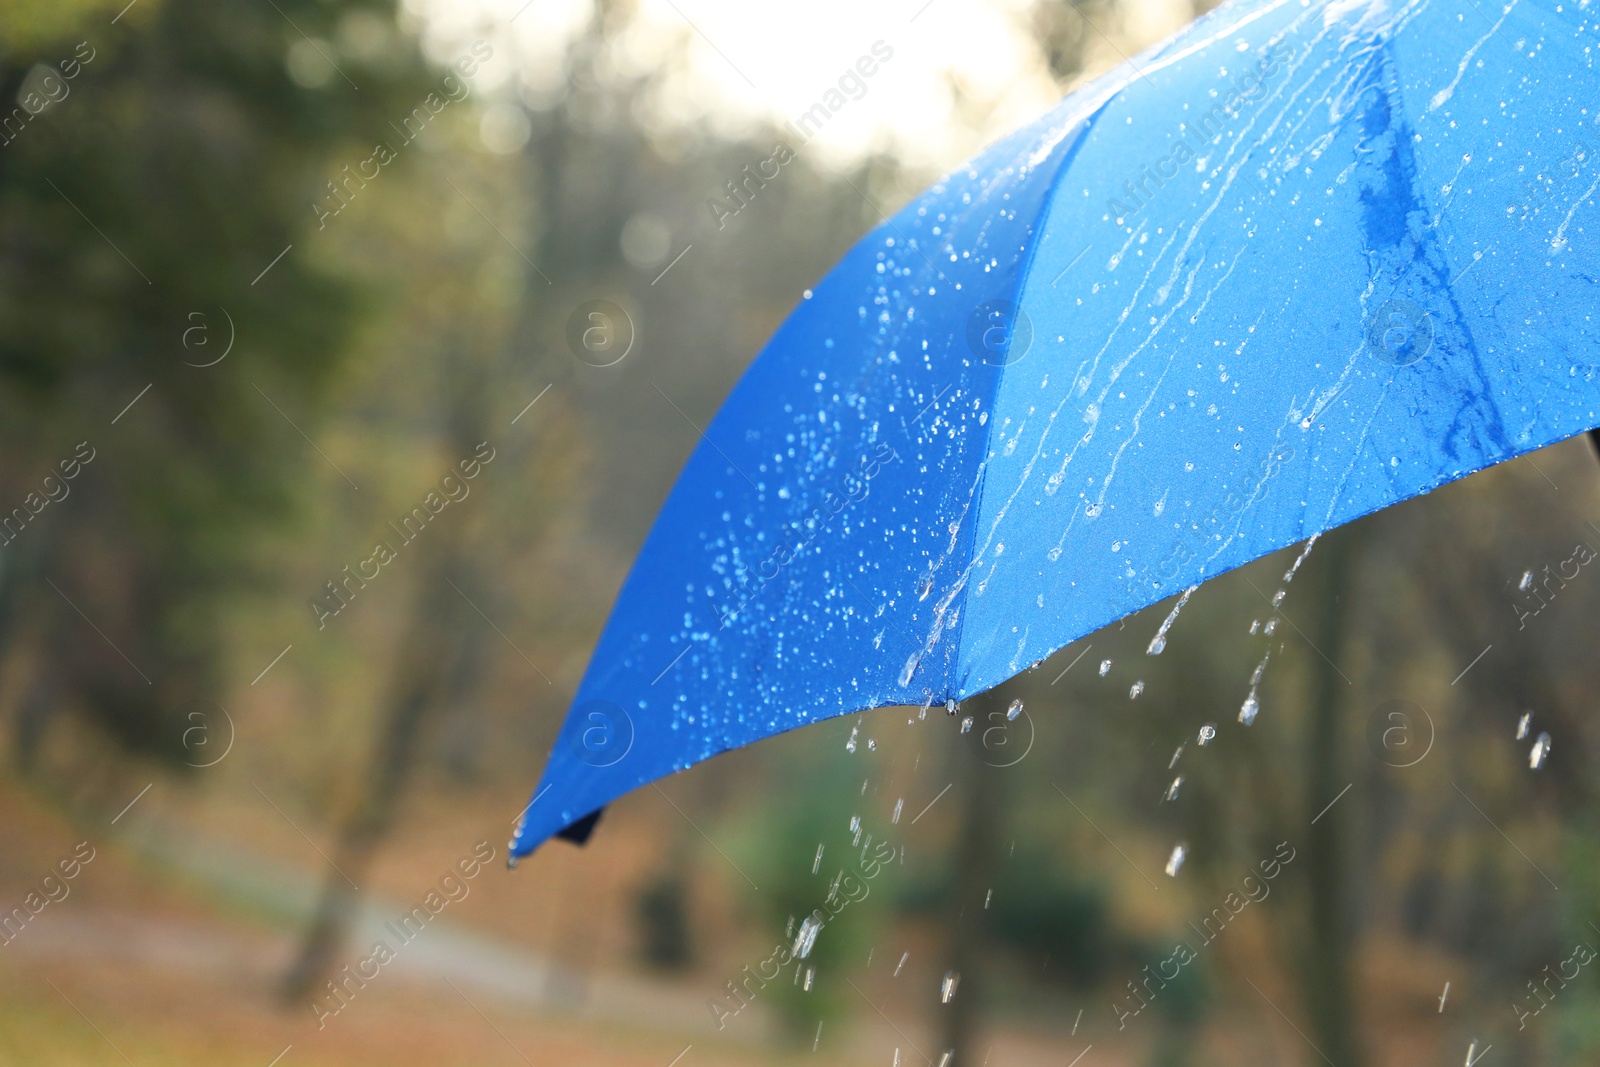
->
[512,0,1600,859]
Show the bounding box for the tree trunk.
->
[939,693,1005,1065]
[1299,528,1364,1067]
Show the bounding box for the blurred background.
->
[2,0,1598,1063]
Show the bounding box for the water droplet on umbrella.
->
[1099,658,1113,677]
[1283,534,1319,582]
[1515,710,1532,740]
[1239,690,1260,725]
[1165,775,1184,801]
[940,970,960,1003]
[1129,680,1145,699]
[1007,699,1023,721]
[1147,585,1196,655]
[1198,723,1217,745]
[1165,842,1188,877]
[1530,731,1552,769]
[1519,570,1534,592]
[959,716,973,734]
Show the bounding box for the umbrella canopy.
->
[512,0,1600,858]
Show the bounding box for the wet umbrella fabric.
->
[513,0,1600,857]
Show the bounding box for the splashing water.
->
[1165,776,1184,801]
[1007,699,1023,721]
[1198,723,1217,745]
[940,971,960,1003]
[1147,585,1198,655]
[1129,680,1145,699]
[1165,842,1188,877]
[1098,658,1113,677]
[1530,732,1552,769]
[793,914,824,958]
[1283,534,1320,582]
[1250,649,1271,686]
[1515,711,1532,740]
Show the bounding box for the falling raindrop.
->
[1239,691,1260,725]
[803,967,815,991]
[1530,732,1552,769]
[1515,711,1532,740]
[867,738,877,752]
[1249,649,1271,685]
[1147,585,1197,655]
[849,815,861,833]
[1464,1040,1480,1067]
[984,888,993,909]
[1249,619,1261,634]
[1169,744,1185,768]
[1518,570,1534,593]
[894,1050,902,1067]
[894,951,909,977]
[1129,680,1145,699]
[940,971,960,1003]
[1165,842,1188,877]
[892,798,904,824]
[959,716,974,734]
[794,913,824,958]
[938,1053,953,1067]
[920,691,935,719]
[1165,775,1184,801]
[1198,723,1217,745]
[1283,534,1319,582]
[846,725,859,753]
[1263,618,1279,635]
[1007,698,1024,721]
[1270,588,1287,607]
[1099,658,1113,677]
[813,844,824,874]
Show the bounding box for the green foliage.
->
[0,0,436,763]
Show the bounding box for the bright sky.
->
[409,0,1195,173]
